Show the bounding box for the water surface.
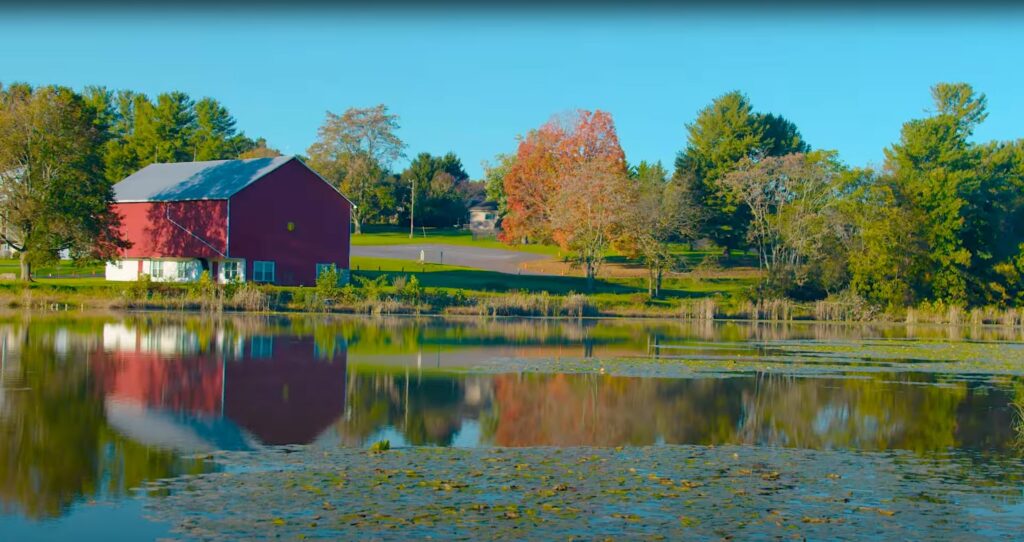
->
[0,313,1022,539]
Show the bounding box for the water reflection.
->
[92,323,347,450]
[0,313,1022,524]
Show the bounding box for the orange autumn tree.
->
[501,110,628,289]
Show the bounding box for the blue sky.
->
[1,7,1021,178]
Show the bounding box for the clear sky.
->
[1,5,1021,178]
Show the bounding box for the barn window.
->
[253,260,276,283]
[222,261,240,282]
[177,260,197,281]
[150,260,164,279]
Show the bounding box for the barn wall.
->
[114,201,229,259]
[228,159,351,286]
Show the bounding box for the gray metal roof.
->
[113,156,294,202]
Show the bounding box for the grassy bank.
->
[1,260,1021,327]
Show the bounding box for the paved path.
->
[351,244,550,275]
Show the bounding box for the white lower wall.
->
[106,258,205,283]
[105,260,140,282]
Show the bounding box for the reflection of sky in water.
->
[0,498,170,542]
[2,314,1024,538]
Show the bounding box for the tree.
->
[502,109,626,245]
[190,97,243,161]
[721,151,850,299]
[306,104,405,234]
[90,89,263,182]
[399,152,470,228]
[132,91,196,165]
[617,161,702,297]
[101,90,141,183]
[482,152,516,215]
[674,91,809,256]
[845,171,928,309]
[237,137,282,159]
[548,160,630,291]
[883,82,1024,305]
[0,84,129,280]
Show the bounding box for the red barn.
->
[106,156,352,286]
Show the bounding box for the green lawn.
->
[350,256,754,301]
[353,225,759,271]
[351,225,561,256]
[0,259,103,279]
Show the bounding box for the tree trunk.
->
[352,213,362,235]
[647,266,654,297]
[586,259,595,293]
[722,246,731,259]
[655,267,664,298]
[19,253,31,282]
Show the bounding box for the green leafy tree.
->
[482,152,515,215]
[0,84,129,280]
[617,160,702,297]
[883,82,1024,305]
[845,171,928,309]
[306,104,406,234]
[674,91,809,256]
[399,152,470,228]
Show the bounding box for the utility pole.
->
[409,175,415,238]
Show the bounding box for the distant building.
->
[106,156,352,286]
[467,201,500,237]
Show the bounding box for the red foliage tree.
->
[500,110,626,245]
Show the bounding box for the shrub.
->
[316,266,341,303]
[401,275,423,304]
[189,270,217,299]
[128,274,153,300]
[354,274,389,302]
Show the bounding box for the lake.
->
[1,313,1022,540]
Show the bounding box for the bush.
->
[353,274,389,302]
[401,275,423,304]
[189,270,217,299]
[316,266,341,303]
[128,274,153,300]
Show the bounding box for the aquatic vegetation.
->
[144,445,1024,540]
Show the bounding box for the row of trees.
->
[305,104,483,234]
[494,84,1024,308]
[80,86,280,182]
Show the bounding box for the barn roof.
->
[114,156,294,202]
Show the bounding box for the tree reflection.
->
[0,321,199,520]
[484,372,1022,454]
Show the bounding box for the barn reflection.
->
[90,322,347,451]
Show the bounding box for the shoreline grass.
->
[0,272,1021,329]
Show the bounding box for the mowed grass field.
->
[351,225,561,256]
[353,226,759,269]
[350,256,756,303]
[0,259,103,279]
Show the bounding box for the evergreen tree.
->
[674,91,808,255]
